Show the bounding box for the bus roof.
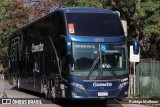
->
[10,7,117,38]
[57,7,114,13]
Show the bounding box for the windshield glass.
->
[66,13,124,36]
[70,43,127,78]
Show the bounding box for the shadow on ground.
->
[10,85,123,107]
[58,99,123,107]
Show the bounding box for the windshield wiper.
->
[94,64,117,79]
[104,67,118,78]
[86,56,100,79]
[111,69,117,78]
[86,57,118,79]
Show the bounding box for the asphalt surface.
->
[0,81,151,107]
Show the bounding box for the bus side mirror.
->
[132,39,139,55]
[127,37,140,55]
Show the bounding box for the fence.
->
[136,59,160,98]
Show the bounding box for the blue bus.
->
[8,7,139,101]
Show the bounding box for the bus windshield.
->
[70,43,127,78]
[66,13,124,36]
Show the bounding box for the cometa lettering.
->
[93,82,112,87]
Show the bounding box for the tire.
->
[13,74,17,85]
[8,74,15,85]
[2,93,7,98]
[50,78,58,103]
[14,76,21,90]
[51,86,56,99]
[17,77,20,88]
[42,78,50,99]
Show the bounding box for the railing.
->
[136,59,160,98]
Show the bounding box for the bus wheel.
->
[50,79,57,103]
[51,86,56,99]
[17,77,20,88]
[43,84,48,98]
[13,74,17,85]
[42,78,49,99]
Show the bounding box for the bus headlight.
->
[118,81,128,89]
[70,82,86,90]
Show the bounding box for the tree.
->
[0,0,65,66]
[64,0,160,59]
[138,0,160,59]
[100,0,160,59]
[0,1,29,66]
[0,0,159,66]
[62,0,103,8]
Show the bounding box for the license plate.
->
[98,92,108,96]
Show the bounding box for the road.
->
[0,81,150,107]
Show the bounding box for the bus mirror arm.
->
[127,37,140,55]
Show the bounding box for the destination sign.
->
[74,44,96,49]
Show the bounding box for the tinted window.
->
[71,43,127,77]
[66,13,124,36]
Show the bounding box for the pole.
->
[134,62,136,96]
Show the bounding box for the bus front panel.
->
[68,42,129,99]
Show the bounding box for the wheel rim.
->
[51,86,56,98]
[17,78,20,88]
[13,75,17,85]
[43,84,48,95]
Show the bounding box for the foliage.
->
[0,0,15,2]
[138,0,160,59]
[0,0,61,65]
[64,0,160,59]
[102,0,160,59]
[149,80,160,99]
[62,0,103,8]
[0,0,160,66]
[136,93,142,97]
[0,1,29,65]
[149,89,159,99]
[25,0,62,22]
